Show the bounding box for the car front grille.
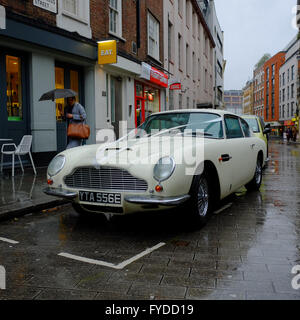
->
[64,167,148,192]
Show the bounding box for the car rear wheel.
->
[245,156,263,191]
[188,173,213,227]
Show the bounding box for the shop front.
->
[135,63,168,127]
[0,48,30,145]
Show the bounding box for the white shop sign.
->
[33,0,57,13]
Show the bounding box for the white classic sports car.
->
[44,109,266,226]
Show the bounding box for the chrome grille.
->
[64,167,148,192]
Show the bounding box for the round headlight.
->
[48,155,66,177]
[153,157,176,182]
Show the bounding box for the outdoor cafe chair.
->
[0,135,37,177]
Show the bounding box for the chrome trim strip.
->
[43,187,77,200]
[124,195,190,206]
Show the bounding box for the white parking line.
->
[58,242,166,270]
[214,203,233,215]
[0,237,19,244]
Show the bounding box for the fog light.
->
[47,179,53,186]
[155,185,163,193]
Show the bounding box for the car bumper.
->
[43,187,77,200]
[124,195,190,206]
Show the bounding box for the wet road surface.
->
[0,140,299,300]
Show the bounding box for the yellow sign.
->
[98,40,117,65]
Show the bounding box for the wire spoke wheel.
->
[255,161,262,185]
[197,177,209,217]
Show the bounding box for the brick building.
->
[0,1,168,166]
[242,80,254,115]
[224,90,243,115]
[264,52,285,134]
[253,64,264,118]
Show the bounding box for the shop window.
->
[55,67,65,121]
[144,86,160,118]
[6,55,22,122]
[70,70,79,100]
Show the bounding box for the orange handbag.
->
[67,123,90,139]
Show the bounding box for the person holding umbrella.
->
[64,96,87,149]
[39,89,88,149]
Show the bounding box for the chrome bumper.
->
[124,195,190,206]
[43,187,77,200]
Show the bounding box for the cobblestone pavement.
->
[0,140,299,300]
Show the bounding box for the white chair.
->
[0,135,37,177]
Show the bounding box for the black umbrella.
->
[39,89,78,102]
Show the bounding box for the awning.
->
[265,121,282,127]
[140,62,168,88]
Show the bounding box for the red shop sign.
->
[141,63,168,88]
[169,83,182,90]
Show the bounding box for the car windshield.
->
[135,112,224,139]
[244,118,260,133]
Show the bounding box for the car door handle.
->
[250,144,256,149]
[219,154,232,162]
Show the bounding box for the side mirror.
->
[263,128,271,135]
[265,124,271,129]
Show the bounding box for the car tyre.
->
[188,173,213,228]
[245,156,263,192]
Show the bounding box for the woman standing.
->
[64,96,87,149]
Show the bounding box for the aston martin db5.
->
[44,110,266,226]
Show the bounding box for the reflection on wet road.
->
[0,140,299,300]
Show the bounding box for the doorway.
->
[55,63,84,152]
[110,76,123,140]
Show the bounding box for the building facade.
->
[242,80,254,115]
[224,90,243,115]
[163,0,215,110]
[279,37,299,130]
[253,64,264,118]
[0,0,168,166]
[198,0,225,109]
[0,0,98,165]
[264,52,285,134]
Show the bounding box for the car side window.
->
[240,119,251,137]
[224,116,244,139]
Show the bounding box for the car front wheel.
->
[188,173,213,227]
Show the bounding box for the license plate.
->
[79,191,122,205]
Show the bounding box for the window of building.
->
[282,72,285,85]
[282,88,285,102]
[178,0,183,17]
[287,69,290,83]
[148,12,160,60]
[109,0,122,37]
[187,96,189,108]
[291,102,294,116]
[291,84,294,99]
[217,60,222,77]
[186,43,190,76]
[192,52,196,81]
[271,64,275,78]
[291,65,294,80]
[282,105,285,118]
[178,33,182,70]
[6,55,23,121]
[179,93,183,109]
[169,90,174,110]
[287,103,290,117]
[266,68,269,80]
[63,0,77,15]
[287,86,289,100]
[186,1,190,28]
[168,21,174,64]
